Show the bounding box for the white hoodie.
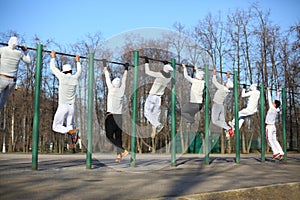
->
[184,67,205,103]
[212,75,231,104]
[145,63,172,96]
[0,37,31,77]
[265,90,280,125]
[105,70,127,114]
[50,58,81,104]
[242,86,260,112]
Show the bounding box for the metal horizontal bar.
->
[0,42,133,67]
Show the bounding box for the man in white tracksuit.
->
[211,69,234,138]
[265,88,284,160]
[50,50,81,144]
[0,36,31,108]
[144,57,173,138]
[230,84,260,131]
[104,63,129,163]
[181,64,205,124]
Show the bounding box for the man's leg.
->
[237,109,254,129]
[212,103,230,130]
[0,79,15,108]
[105,115,118,147]
[66,104,75,131]
[114,115,124,154]
[144,95,161,127]
[272,127,284,155]
[52,105,68,134]
[266,125,283,158]
[181,103,201,123]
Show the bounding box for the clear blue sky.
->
[1,0,299,45]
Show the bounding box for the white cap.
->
[226,79,234,89]
[163,64,173,73]
[250,84,257,91]
[62,64,72,72]
[8,36,19,49]
[112,77,121,88]
[195,70,204,80]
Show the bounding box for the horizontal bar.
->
[0,42,133,67]
[139,55,233,75]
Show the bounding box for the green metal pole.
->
[204,64,210,165]
[260,84,265,162]
[281,88,287,160]
[86,53,94,169]
[130,51,139,167]
[234,71,240,163]
[171,58,177,167]
[32,44,43,170]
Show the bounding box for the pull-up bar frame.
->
[29,45,288,170]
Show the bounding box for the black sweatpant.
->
[105,114,124,154]
[181,103,202,123]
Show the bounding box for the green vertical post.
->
[204,64,210,165]
[130,51,139,167]
[260,84,265,162]
[281,88,287,159]
[32,44,43,170]
[171,58,177,167]
[86,53,94,169]
[233,71,240,163]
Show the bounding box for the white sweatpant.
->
[266,124,284,155]
[0,76,16,108]
[144,95,161,127]
[52,104,75,134]
[212,103,230,130]
[231,108,256,129]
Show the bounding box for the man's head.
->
[163,64,173,73]
[274,100,281,108]
[195,70,204,80]
[250,84,257,91]
[112,77,121,88]
[225,79,234,89]
[62,64,72,74]
[8,36,19,49]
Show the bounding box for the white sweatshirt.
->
[145,63,171,96]
[50,58,81,104]
[242,88,260,112]
[212,75,230,104]
[105,70,127,114]
[265,90,280,125]
[0,46,31,77]
[183,67,205,103]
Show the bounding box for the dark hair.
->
[63,70,72,74]
[274,100,281,108]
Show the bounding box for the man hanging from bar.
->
[211,69,234,138]
[144,57,173,138]
[0,36,31,108]
[103,60,129,163]
[50,50,81,145]
[265,88,284,160]
[181,64,205,124]
[229,83,260,134]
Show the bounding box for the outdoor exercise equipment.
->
[0,42,289,169]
